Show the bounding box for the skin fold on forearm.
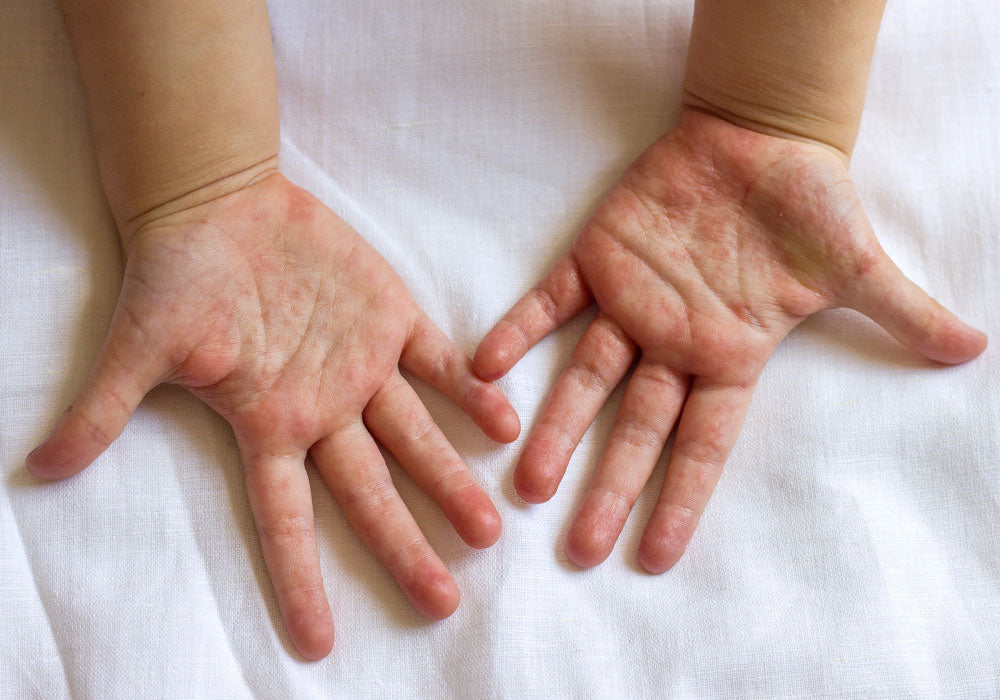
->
[58,0,280,245]
[684,0,888,160]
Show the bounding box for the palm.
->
[475,110,986,573]
[27,173,520,660]
[120,189,411,436]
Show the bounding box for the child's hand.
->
[26,173,520,659]
[474,110,986,573]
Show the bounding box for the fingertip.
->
[289,609,335,661]
[26,394,132,480]
[462,504,502,549]
[859,269,990,366]
[952,327,988,363]
[494,403,521,444]
[564,527,610,569]
[637,538,683,575]
[921,321,989,365]
[513,465,557,504]
[474,319,532,383]
[637,521,688,575]
[636,548,676,575]
[24,445,55,480]
[972,328,989,353]
[452,487,503,549]
[564,491,629,568]
[472,337,511,382]
[943,324,988,364]
[513,440,568,503]
[408,562,461,620]
[462,376,521,444]
[471,381,522,444]
[24,434,87,481]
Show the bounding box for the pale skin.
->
[474,0,987,574]
[26,0,987,661]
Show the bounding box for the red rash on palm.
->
[475,109,986,573]
[26,173,519,661]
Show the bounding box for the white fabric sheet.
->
[2,0,999,697]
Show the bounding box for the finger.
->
[473,253,591,381]
[401,313,520,444]
[25,306,166,480]
[242,449,334,661]
[848,256,987,365]
[364,373,502,549]
[638,378,755,574]
[514,313,637,503]
[564,360,687,568]
[311,421,460,620]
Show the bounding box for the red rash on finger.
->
[399,559,461,620]
[513,462,560,504]
[564,491,631,568]
[637,507,695,574]
[513,424,579,503]
[564,530,611,569]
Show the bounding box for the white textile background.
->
[2,1,999,697]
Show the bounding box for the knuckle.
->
[570,341,630,392]
[598,316,632,349]
[497,317,531,352]
[532,286,561,323]
[396,414,437,454]
[591,484,631,511]
[636,363,682,393]
[682,437,724,468]
[392,537,435,576]
[432,463,475,497]
[852,244,883,279]
[429,340,461,381]
[612,415,662,451]
[462,376,496,408]
[66,404,116,448]
[281,581,326,605]
[568,360,610,392]
[259,513,315,543]
[534,415,578,454]
[340,476,397,512]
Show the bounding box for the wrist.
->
[680,89,852,166]
[120,153,280,253]
[59,0,280,248]
[101,125,280,245]
[684,0,886,161]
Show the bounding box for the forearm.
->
[683,0,887,160]
[59,0,279,243]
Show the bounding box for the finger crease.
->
[613,416,664,451]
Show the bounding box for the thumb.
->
[848,256,987,365]
[26,309,166,480]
